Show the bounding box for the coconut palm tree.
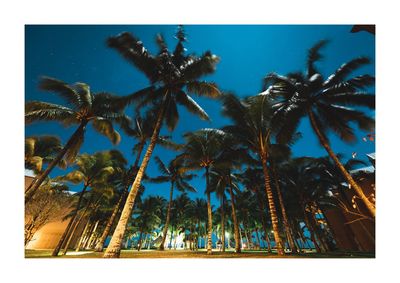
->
[180,128,227,254]
[221,93,285,255]
[209,168,242,253]
[51,150,126,256]
[94,112,178,252]
[263,40,375,217]
[103,26,220,258]
[25,77,128,202]
[148,156,196,250]
[25,135,66,178]
[189,198,208,249]
[131,196,166,251]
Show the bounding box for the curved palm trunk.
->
[228,185,241,253]
[103,105,165,258]
[271,162,298,253]
[220,196,225,252]
[308,110,375,217]
[75,219,91,252]
[52,183,89,256]
[303,210,324,253]
[205,167,213,255]
[255,228,261,249]
[94,141,145,252]
[159,181,174,251]
[25,121,87,203]
[260,157,285,255]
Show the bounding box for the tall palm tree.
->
[25,77,127,202]
[148,156,196,250]
[221,93,285,255]
[94,112,178,252]
[264,40,375,217]
[51,150,126,256]
[180,129,226,254]
[25,135,66,177]
[209,168,242,253]
[103,26,220,258]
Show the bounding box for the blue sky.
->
[25,25,375,205]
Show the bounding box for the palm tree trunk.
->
[271,162,298,253]
[137,230,143,251]
[103,104,165,258]
[159,181,174,250]
[52,183,89,256]
[169,228,173,250]
[255,228,261,249]
[25,121,87,203]
[62,212,86,255]
[94,141,144,252]
[61,196,100,256]
[303,210,323,253]
[220,196,225,252]
[75,219,91,252]
[260,155,285,255]
[205,167,213,255]
[308,110,375,217]
[85,220,99,249]
[228,184,241,253]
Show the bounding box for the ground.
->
[25,249,375,258]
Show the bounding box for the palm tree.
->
[25,135,66,178]
[131,196,166,251]
[103,26,221,258]
[94,112,178,252]
[25,77,127,202]
[221,93,285,255]
[209,168,242,252]
[264,40,375,217]
[189,198,208,249]
[180,129,226,254]
[148,156,196,250]
[51,150,126,256]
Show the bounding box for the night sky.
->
[25,25,375,205]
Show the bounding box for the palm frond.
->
[176,90,210,121]
[307,40,329,78]
[186,81,221,98]
[38,77,81,109]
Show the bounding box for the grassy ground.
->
[25,249,375,259]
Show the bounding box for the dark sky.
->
[25,25,375,205]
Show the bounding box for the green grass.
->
[25,249,375,259]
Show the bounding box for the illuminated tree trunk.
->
[103,105,165,258]
[228,184,241,253]
[205,167,213,255]
[75,219,90,252]
[260,155,285,255]
[308,110,375,217]
[271,162,298,253]
[220,196,225,252]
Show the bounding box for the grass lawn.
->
[25,249,375,259]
